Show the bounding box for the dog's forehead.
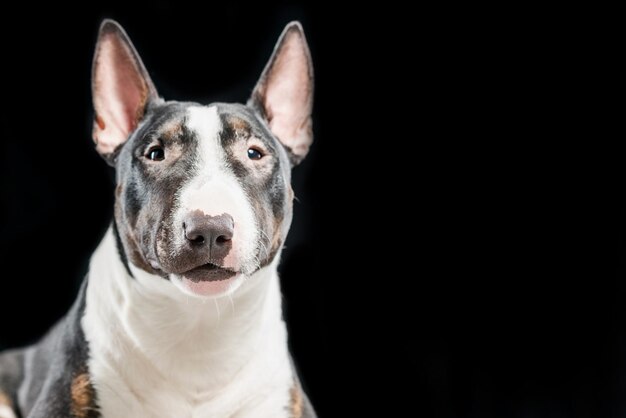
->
[143,101,190,134]
[142,101,273,146]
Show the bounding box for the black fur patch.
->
[0,280,100,417]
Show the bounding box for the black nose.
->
[183,213,234,259]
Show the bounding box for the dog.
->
[0,19,316,418]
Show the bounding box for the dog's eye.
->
[247,148,263,160]
[146,146,165,161]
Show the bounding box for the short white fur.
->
[83,228,294,417]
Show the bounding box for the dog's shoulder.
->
[0,347,24,418]
[7,279,99,418]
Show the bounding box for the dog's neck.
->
[83,227,293,416]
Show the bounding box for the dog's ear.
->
[91,19,159,160]
[249,22,314,165]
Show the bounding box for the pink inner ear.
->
[93,33,149,155]
[264,31,313,158]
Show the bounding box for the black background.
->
[0,2,621,417]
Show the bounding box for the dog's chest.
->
[82,230,295,417]
[88,316,295,418]
[91,355,294,418]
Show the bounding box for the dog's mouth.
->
[180,263,237,283]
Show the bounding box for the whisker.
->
[228,294,235,314]
[257,230,271,260]
[214,299,221,323]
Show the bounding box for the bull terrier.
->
[0,19,316,418]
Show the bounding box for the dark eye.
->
[146,146,165,161]
[247,148,263,160]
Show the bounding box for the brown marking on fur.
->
[290,382,303,418]
[288,185,295,206]
[0,390,12,409]
[269,213,284,258]
[71,373,97,418]
[227,115,252,134]
[158,119,183,140]
[267,186,291,262]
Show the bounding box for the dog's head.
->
[91,20,313,298]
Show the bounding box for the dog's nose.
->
[183,213,234,258]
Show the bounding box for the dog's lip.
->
[180,263,237,283]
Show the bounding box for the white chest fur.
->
[82,229,294,418]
